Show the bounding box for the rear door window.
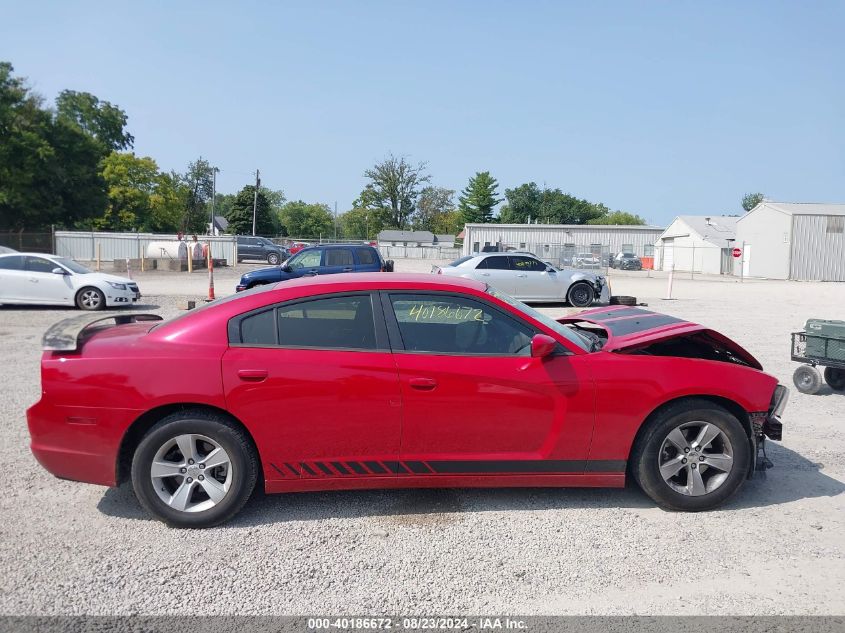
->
[277,295,376,349]
[326,249,354,267]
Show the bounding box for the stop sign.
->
[732,247,742,258]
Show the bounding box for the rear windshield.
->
[448,256,475,267]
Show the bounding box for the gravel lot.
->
[0,260,843,615]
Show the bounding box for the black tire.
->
[384,259,395,272]
[823,367,845,391]
[610,295,637,306]
[267,252,281,265]
[567,282,595,308]
[75,286,106,311]
[630,400,751,512]
[131,410,258,528]
[793,365,822,394]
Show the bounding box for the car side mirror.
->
[530,333,557,358]
[51,267,68,275]
[545,266,556,273]
[282,264,292,272]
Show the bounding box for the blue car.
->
[236,244,392,291]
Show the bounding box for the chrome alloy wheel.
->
[150,434,232,512]
[658,422,734,496]
[79,289,102,309]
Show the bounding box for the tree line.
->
[9,62,779,240]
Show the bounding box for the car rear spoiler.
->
[42,313,163,352]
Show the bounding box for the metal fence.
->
[53,231,237,264]
[0,231,53,253]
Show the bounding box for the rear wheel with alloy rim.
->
[631,400,750,511]
[131,410,258,528]
[76,287,105,311]
[267,252,281,265]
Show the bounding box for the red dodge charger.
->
[28,274,787,527]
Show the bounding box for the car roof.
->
[0,252,59,258]
[278,272,484,292]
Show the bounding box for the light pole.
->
[252,169,260,236]
[209,166,219,235]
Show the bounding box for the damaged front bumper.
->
[749,384,789,474]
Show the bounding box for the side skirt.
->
[264,473,625,494]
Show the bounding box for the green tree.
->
[148,171,187,232]
[96,152,160,231]
[55,90,134,152]
[586,211,647,225]
[0,62,111,230]
[363,154,430,229]
[339,206,375,240]
[497,182,542,223]
[499,182,606,225]
[458,171,502,223]
[278,200,334,238]
[225,185,276,235]
[413,186,455,231]
[742,192,765,212]
[181,158,215,233]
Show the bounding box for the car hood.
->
[77,272,135,285]
[241,265,283,280]
[559,306,762,369]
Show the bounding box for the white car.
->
[0,253,140,310]
[433,252,609,307]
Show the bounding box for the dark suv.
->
[236,244,393,291]
[236,236,289,265]
[610,252,643,270]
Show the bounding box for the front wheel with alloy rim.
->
[630,400,751,511]
[567,282,595,308]
[76,286,105,311]
[131,411,258,527]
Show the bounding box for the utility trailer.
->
[791,319,845,394]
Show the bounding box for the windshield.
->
[55,258,92,274]
[485,286,590,352]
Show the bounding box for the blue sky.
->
[2,0,843,225]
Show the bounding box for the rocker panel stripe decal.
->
[272,460,627,478]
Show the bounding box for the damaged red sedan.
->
[28,274,787,528]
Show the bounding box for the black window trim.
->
[227,290,390,352]
[379,289,557,357]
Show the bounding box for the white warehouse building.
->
[461,223,665,264]
[654,215,739,275]
[734,201,845,281]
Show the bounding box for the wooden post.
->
[140,240,145,272]
[96,243,101,271]
[188,248,193,273]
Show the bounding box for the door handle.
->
[409,377,437,390]
[238,369,268,381]
[516,274,527,277]
[479,272,490,276]
[342,267,353,272]
[29,278,39,283]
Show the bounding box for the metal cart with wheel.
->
[791,319,845,394]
